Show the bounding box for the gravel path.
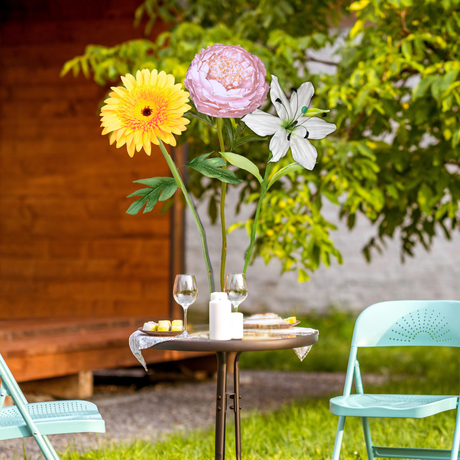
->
[0,371,372,459]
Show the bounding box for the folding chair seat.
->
[329,300,460,460]
[331,394,459,419]
[0,354,105,459]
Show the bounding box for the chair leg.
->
[450,403,460,460]
[32,432,58,460]
[43,435,61,460]
[361,417,374,460]
[332,416,346,460]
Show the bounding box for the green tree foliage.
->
[62,0,460,281]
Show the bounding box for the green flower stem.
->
[158,139,214,294]
[216,118,227,292]
[243,158,273,274]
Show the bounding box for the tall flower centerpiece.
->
[184,44,269,290]
[99,44,336,297]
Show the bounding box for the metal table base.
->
[153,331,318,460]
[215,351,242,460]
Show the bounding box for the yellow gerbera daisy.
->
[100,69,191,157]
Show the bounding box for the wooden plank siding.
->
[0,0,195,381]
[0,0,182,320]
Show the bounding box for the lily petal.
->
[290,81,314,119]
[297,117,337,140]
[242,109,282,136]
[268,129,290,162]
[270,75,292,120]
[290,134,317,170]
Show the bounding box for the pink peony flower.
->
[184,44,270,118]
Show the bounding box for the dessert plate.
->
[243,318,301,329]
[138,327,183,336]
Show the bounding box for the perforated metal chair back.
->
[352,300,460,348]
[329,300,460,460]
[0,354,105,459]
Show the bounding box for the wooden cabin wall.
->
[0,0,183,320]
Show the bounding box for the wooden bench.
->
[0,317,212,398]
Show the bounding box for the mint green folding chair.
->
[330,300,460,460]
[0,354,105,459]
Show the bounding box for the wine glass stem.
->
[184,307,188,333]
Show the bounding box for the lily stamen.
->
[275,97,291,118]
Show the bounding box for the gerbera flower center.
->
[141,106,153,117]
[129,93,168,128]
[207,56,253,90]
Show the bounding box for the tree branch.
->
[306,55,339,66]
[346,111,366,138]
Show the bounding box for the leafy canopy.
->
[63,0,460,281]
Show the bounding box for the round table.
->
[154,331,318,460]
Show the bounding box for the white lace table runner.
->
[129,327,318,371]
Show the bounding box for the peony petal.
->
[297,117,337,140]
[290,81,314,119]
[270,75,292,120]
[290,135,317,170]
[242,109,281,136]
[268,129,290,162]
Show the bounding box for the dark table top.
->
[153,329,319,353]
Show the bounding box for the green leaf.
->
[220,151,263,183]
[232,134,267,150]
[357,142,376,160]
[417,183,434,214]
[228,221,245,234]
[350,19,365,39]
[322,190,339,205]
[297,268,310,283]
[186,152,243,185]
[184,111,215,127]
[127,177,178,215]
[267,163,304,190]
[401,40,413,61]
[349,0,371,11]
[413,76,437,100]
[208,195,218,225]
[223,119,234,149]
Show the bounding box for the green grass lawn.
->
[62,400,459,460]
[59,309,459,460]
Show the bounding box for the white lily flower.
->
[242,75,337,170]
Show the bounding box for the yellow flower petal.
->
[127,137,135,157]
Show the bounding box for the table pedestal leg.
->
[233,352,242,460]
[215,352,227,460]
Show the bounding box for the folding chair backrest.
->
[0,353,28,406]
[351,300,460,348]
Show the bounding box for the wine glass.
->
[173,274,198,336]
[224,273,248,312]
